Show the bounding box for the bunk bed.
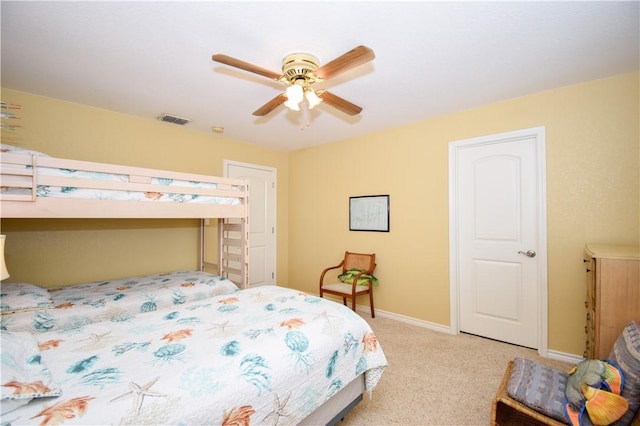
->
[0,145,387,425]
[0,144,249,287]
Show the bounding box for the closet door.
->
[225,160,277,287]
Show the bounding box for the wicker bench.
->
[491,360,566,426]
[492,321,640,426]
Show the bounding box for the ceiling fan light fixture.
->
[305,88,322,109]
[284,82,304,111]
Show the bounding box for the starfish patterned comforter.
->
[1,285,387,425]
[1,271,239,334]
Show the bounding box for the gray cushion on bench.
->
[507,357,569,423]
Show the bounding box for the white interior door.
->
[449,127,547,352]
[225,161,276,287]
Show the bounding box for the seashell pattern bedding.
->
[1,285,387,425]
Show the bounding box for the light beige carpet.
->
[342,315,572,425]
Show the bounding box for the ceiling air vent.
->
[157,113,191,125]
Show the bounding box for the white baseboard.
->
[349,300,583,362]
[546,350,582,364]
[360,304,453,335]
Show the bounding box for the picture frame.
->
[349,195,390,232]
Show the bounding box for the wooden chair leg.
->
[342,297,347,306]
[369,291,375,318]
[351,296,357,312]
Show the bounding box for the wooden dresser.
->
[583,244,640,359]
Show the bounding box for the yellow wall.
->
[0,89,290,286]
[1,72,638,356]
[288,72,639,355]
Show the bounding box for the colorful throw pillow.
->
[0,283,55,314]
[337,269,378,286]
[563,359,628,426]
[1,331,62,415]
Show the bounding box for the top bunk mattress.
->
[0,144,248,218]
[1,270,239,334]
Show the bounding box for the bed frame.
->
[300,375,365,425]
[0,151,249,287]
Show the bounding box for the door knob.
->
[518,250,536,258]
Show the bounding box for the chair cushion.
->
[321,283,365,295]
[608,321,640,425]
[337,269,378,286]
[507,357,569,423]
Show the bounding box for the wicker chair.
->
[319,251,376,318]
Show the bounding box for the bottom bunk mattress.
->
[1,285,387,425]
[1,270,239,334]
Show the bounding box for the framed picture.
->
[349,195,390,232]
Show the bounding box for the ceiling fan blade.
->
[317,90,363,116]
[212,54,282,80]
[314,46,375,80]
[253,93,287,116]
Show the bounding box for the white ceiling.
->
[2,1,638,152]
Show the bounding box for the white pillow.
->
[1,331,62,415]
[1,283,55,314]
[0,144,49,157]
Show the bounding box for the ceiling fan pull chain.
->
[300,104,312,130]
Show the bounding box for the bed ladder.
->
[218,217,249,289]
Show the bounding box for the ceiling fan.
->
[212,45,375,117]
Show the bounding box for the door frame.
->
[224,159,277,286]
[448,126,548,356]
